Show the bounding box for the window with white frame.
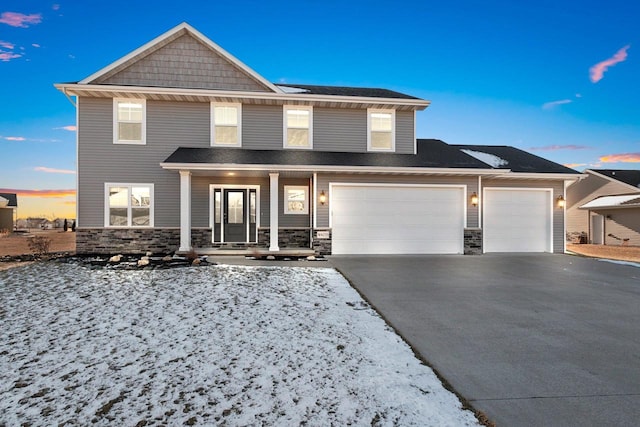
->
[113,99,146,144]
[284,186,309,214]
[367,109,395,151]
[211,103,241,146]
[284,106,312,148]
[105,184,153,227]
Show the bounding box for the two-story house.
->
[56,23,580,256]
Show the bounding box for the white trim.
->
[79,22,282,93]
[367,108,396,152]
[210,102,242,147]
[477,175,482,228]
[413,110,417,155]
[283,185,309,215]
[283,105,313,149]
[208,184,260,243]
[104,182,155,228]
[585,169,640,193]
[269,173,279,251]
[75,96,80,226]
[179,171,191,251]
[563,180,568,253]
[482,187,554,253]
[160,162,506,176]
[490,172,585,180]
[55,83,431,109]
[312,172,318,229]
[113,98,146,145]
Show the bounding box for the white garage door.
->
[483,188,552,253]
[331,185,465,255]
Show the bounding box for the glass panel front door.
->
[223,190,247,242]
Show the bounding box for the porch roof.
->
[579,194,640,210]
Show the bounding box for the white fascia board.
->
[490,172,586,180]
[584,169,640,192]
[77,22,281,93]
[159,162,506,176]
[54,83,431,109]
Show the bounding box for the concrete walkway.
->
[329,254,640,427]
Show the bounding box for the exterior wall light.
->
[557,195,565,208]
[319,190,327,205]
[470,192,479,207]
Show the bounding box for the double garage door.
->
[331,185,465,255]
[330,184,553,255]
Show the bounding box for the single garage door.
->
[483,188,552,252]
[331,184,465,255]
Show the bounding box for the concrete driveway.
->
[329,254,640,427]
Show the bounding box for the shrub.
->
[28,236,52,256]
[0,229,9,238]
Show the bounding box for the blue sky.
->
[1,0,638,217]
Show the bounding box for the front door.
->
[224,189,247,242]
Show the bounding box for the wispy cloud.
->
[590,45,630,83]
[3,136,62,142]
[542,99,572,110]
[530,144,590,151]
[52,4,60,11]
[3,136,26,141]
[0,11,42,28]
[599,153,640,163]
[32,43,40,48]
[54,125,76,131]
[34,166,76,175]
[0,40,14,49]
[563,163,586,168]
[0,52,21,61]
[0,188,76,198]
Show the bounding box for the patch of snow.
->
[461,149,508,168]
[580,194,640,209]
[598,259,640,268]
[275,85,310,94]
[0,262,479,426]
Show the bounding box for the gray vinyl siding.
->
[95,34,269,92]
[280,178,312,228]
[242,105,283,150]
[77,97,210,227]
[395,111,415,154]
[313,108,366,151]
[596,209,640,246]
[566,173,635,236]
[315,174,478,228]
[483,179,565,253]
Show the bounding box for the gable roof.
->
[452,145,578,174]
[579,193,640,210]
[162,139,497,172]
[275,84,420,100]
[587,169,640,189]
[79,22,281,93]
[0,193,17,207]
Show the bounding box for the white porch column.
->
[179,170,192,252]
[269,172,279,251]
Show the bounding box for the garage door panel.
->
[331,185,464,255]
[484,189,551,253]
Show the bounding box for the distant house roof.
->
[452,145,579,174]
[0,193,17,207]
[589,169,640,189]
[579,194,640,210]
[163,139,579,175]
[275,84,420,100]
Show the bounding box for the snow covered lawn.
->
[1,262,479,426]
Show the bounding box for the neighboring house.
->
[0,193,17,232]
[55,22,580,256]
[567,169,640,246]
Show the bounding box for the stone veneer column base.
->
[312,228,332,255]
[258,228,311,249]
[464,228,483,255]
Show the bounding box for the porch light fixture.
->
[470,192,479,207]
[319,190,327,205]
[556,195,565,208]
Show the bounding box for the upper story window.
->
[284,106,312,149]
[105,183,154,227]
[367,109,395,152]
[211,103,242,147]
[113,99,146,144]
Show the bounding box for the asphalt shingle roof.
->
[0,193,17,207]
[275,84,420,100]
[452,145,578,174]
[591,169,640,188]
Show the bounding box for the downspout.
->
[310,175,315,249]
